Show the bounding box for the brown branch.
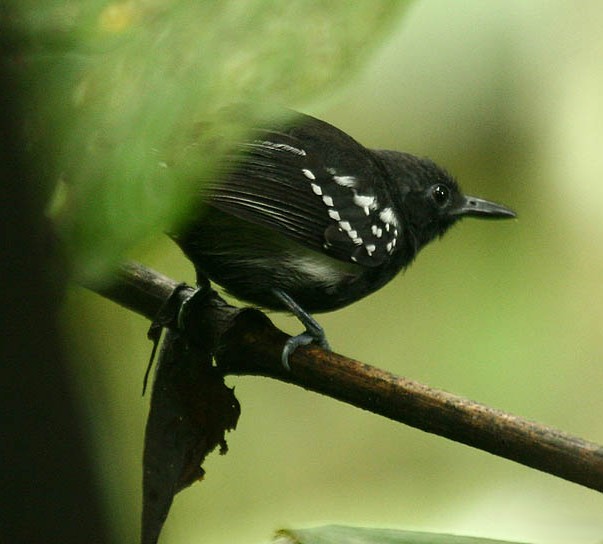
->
[84,261,603,493]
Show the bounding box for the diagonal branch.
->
[84,261,603,493]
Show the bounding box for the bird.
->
[172,110,516,367]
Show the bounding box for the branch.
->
[84,262,603,493]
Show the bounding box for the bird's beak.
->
[450,195,516,219]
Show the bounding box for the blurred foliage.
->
[276,525,528,544]
[1,0,407,282]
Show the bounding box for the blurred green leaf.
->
[2,0,410,282]
[275,526,529,544]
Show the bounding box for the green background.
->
[63,1,603,543]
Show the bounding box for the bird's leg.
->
[272,288,331,370]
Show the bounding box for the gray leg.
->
[272,288,331,370]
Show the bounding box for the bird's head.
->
[374,150,516,251]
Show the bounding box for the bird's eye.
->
[430,184,451,207]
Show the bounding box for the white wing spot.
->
[351,255,358,263]
[302,169,316,180]
[333,175,356,188]
[322,195,334,207]
[379,207,399,228]
[259,141,306,156]
[353,194,375,217]
[339,221,352,232]
[365,243,376,256]
[348,230,363,246]
[328,209,341,221]
[310,183,323,196]
[386,241,394,253]
[326,167,336,175]
[353,194,375,208]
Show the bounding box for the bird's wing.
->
[204,113,402,267]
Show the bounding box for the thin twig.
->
[83,261,603,493]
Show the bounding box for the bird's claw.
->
[281,330,331,371]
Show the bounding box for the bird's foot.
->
[272,288,331,370]
[281,329,331,371]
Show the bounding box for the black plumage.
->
[172,110,515,363]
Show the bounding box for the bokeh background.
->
[63,1,603,542]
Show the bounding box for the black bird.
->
[173,110,515,366]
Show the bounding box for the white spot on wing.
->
[353,194,376,216]
[328,209,341,221]
[379,207,399,228]
[371,224,383,238]
[365,243,376,256]
[353,194,375,208]
[311,183,323,196]
[302,169,316,180]
[347,230,363,245]
[322,195,334,207]
[339,221,352,232]
[258,140,307,156]
[333,175,356,188]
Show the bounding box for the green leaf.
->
[275,526,531,544]
[3,0,411,282]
